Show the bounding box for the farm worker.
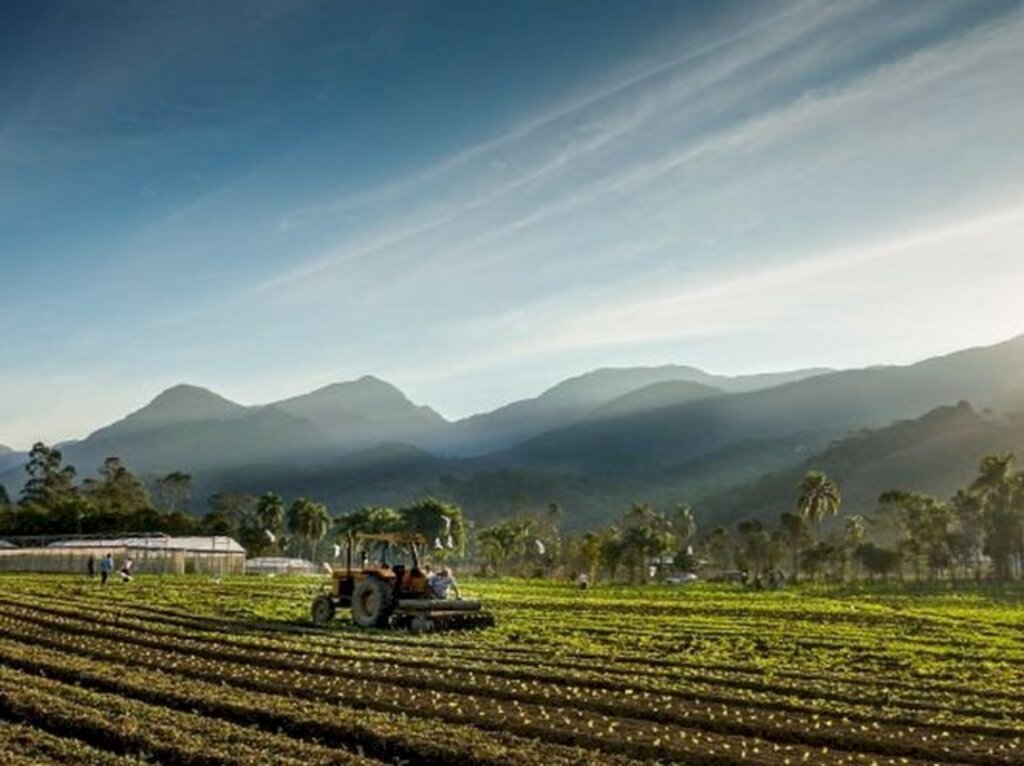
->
[120,558,134,583]
[99,553,114,586]
[86,554,95,578]
[576,572,590,591]
[428,567,460,600]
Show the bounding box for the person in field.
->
[87,554,95,579]
[99,553,114,586]
[428,567,460,599]
[120,558,134,583]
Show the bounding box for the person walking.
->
[86,554,95,579]
[99,553,114,586]
[120,558,134,583]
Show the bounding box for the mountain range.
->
[3,334,1024,529]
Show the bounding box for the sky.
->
[2,0,1024,449]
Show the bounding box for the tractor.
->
[310,532,494,631]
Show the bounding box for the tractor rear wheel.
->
[351,578,394,628]
[311,595,336,626]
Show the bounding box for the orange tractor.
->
[310,532,494,631]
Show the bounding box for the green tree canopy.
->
[333,506,403,538]
[398,497,466,556]
[20,442,77,511]
[797,470,841,535]
[81,457,151,517]
[154,471,192,515]
[286,497,331,560]
[255,492,285,538]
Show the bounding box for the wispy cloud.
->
[4,0,1024,438]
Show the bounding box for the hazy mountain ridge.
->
[504,335,1024,476]
[0,445,24,477]
[63,405,335,478]
[698,401,1023,527]
[587,380,724,420]
[438,365,830,455]
[274,375,447,450]
[3,336,1024,532]
[89,384,248,441]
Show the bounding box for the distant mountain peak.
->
[272,375,446,448]
[151,382,233,401]
[143,384,246,415]
[87,384,247,440]
[312,375,406,397]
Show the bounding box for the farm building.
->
[244,557,319,576]
[0,535,245,576]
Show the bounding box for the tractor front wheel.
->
[351,578,394,628]
[311,595,336,626]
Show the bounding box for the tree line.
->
[470,453,1024,585]
[2,441,1021,583]
[684,453,1024,585]
[0,443,335,558]
[0,443,465,564]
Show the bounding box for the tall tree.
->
[969,453,1022,580]
[477,523,521,574]
[399,497,467,558]
[286,498,331,561]
[705,526,734,571]
[333,506,402,539]
[674,503,697,548]
[736,519,773,581]
[81,457,151,519]
[19,442,77,511]
[797,470,841,539]
[842,514,867,581]
[950,489,985,580]
[598,527,625,582]
[255,492,285,548]
[620,503,674,584]
[154,472,192,515]
[778,511,810,582]
[876,491,951,581]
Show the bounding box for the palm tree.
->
[286,498,331,561]
[797,470,841,539]
[477,525,516,574]
[256,492,284,551]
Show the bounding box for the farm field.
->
[0,575,1019,765]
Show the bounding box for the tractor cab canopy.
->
[341,532,428,571]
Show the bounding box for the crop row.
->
[0,719,146,766]
[1,595,1019,733]
[0,664,383,766]
[6,588,1018,697]
[0,634,651,766]
[21,578,1022,679]
[37,585,1024,698]
[0,612,1018,765]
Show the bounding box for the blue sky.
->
[3,0,1024,448]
